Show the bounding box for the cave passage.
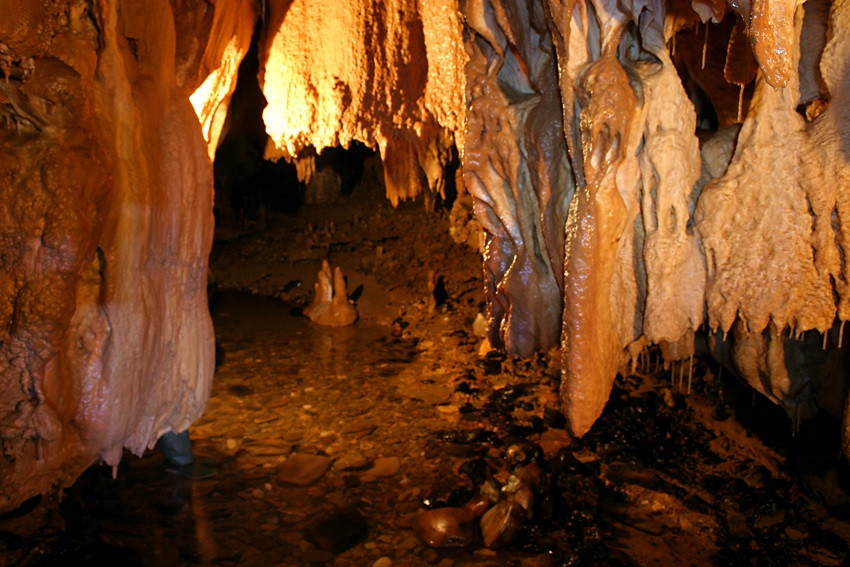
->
[6,0,850,564]
[5,133,850,565]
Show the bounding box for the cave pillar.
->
[0,0,222,512]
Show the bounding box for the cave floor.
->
[5,183,850,566]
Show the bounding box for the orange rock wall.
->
[260,0,465,206]
[0,0,250,512]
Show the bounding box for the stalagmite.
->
[304,260,358,327]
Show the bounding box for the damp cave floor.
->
[5,190,850,566]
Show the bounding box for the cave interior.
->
[4,0,850,564]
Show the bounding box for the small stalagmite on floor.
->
[304,260,358,326]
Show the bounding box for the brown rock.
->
[366,456,401,478]
[303,260,358,327]
[277,453,333,486]
[413,507,475,548]
[480,501,525,549]
[538,429,572,460]
[0,0,253,512]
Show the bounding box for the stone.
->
[412,507,475,548]
[277,453,333,486]
[303,260,358,327]
[537,429,572,460]
[366,457,401,478]
[480,501,525,549]
[472,313,489,338]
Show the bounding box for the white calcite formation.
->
[260,0,465,208]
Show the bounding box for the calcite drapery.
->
[0,0,221,512]
[462,0,572,357]
[260,0,465,208]
[464,0,850,437]
[173,0,259,158]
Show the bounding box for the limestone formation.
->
[304,260,358,327]
[259,0,465,208]
[0,0,241,512]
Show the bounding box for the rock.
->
[463,494,491,518]
[367,457,401,478]
[480,501,525,549]
[413,508,475,548]
[538,429,572,460]
[334,454,373,471]
[421,482,474,509]
[277,453,332,486]
[303,260,358,326]
[372,557,393,567]
[472,313,488,338]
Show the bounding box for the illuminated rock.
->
[0,0,230,512]
[304,260,358,327]
[259,0,464,207]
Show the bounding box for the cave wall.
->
[0,0,252,512]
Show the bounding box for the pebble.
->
[335,454,373,471]
[480,501,524,548]
[537,428,572,459]
[367,456,400,478]
[372,557,392,567]
[472,313,488,338]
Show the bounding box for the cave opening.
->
[6,0,850,565]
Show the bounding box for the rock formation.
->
[0,0,254,512]
[5,0,850,512]
[259,0,465,209]
[304,260,359,326]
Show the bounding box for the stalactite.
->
[462,0,572,357]
[259,0,463,208]
[0,0,223,513]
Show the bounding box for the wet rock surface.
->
[4,181,850,566]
